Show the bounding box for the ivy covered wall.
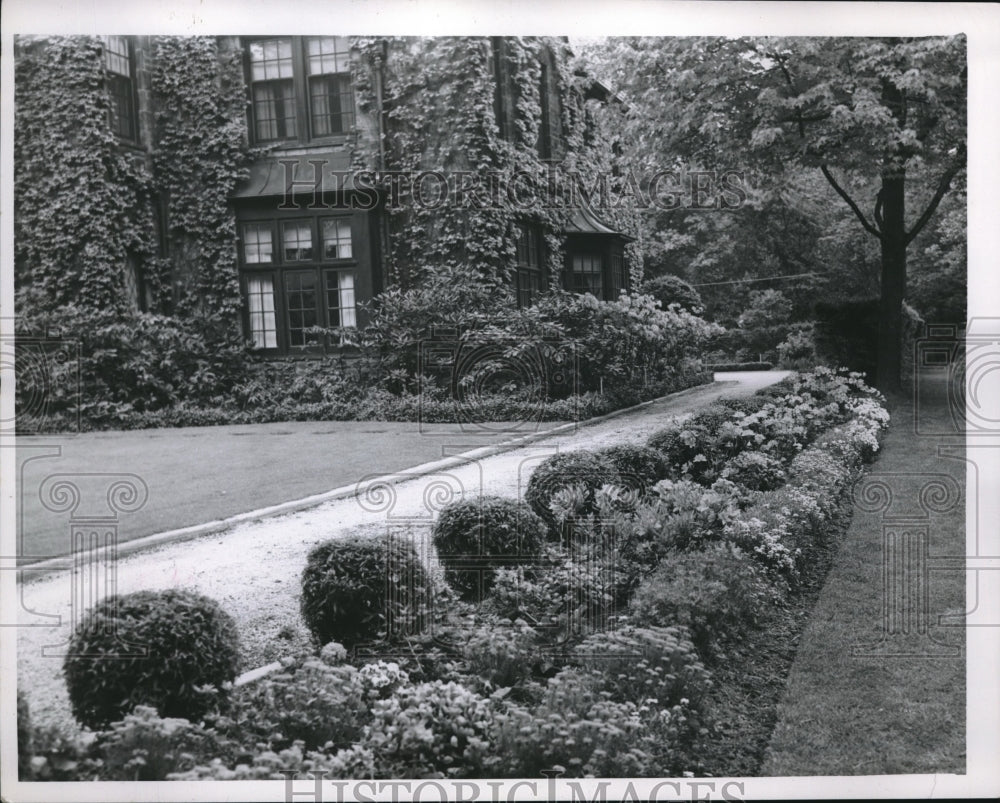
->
[14,35,255,348]
[352,36,643,296]
[15,35,641,339]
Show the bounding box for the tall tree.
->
[585,36,966,390]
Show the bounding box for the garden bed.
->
[19,368,890,781]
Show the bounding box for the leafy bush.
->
[715,394,771,415]
[595,443,669,492]
[641,273,704,314]
[63,589,240,729]
[484,545,618,641]
[629,544,782,659]
[777,323,818,370]
[719,449,787,492]
[338,680,502,779]
[524,450,621,529]
[225,657,372,752]
[432,496,547,601]
[571,625,712,709]
[813,298,880,382]
[300,533,435,648]
[495,668,652,777]
[93,706,227,781]
[458,621,542,692]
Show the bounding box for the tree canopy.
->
[581,35,966,389]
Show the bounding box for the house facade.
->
[14,36,641,357]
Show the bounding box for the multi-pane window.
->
[282,221,313,261]
[307,37,355,136]
[103,36,137,140]
[242,223,273,264]
[325,270,357,328]
[284,271,320,347]
[247,275,278,349]
[571,254,604,297]
[322,218,353,259]
[513,224,544,308]
[240,213,359,352]
[245,36,355,144]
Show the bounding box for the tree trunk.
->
[877,169,906,393]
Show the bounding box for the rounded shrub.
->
[300,533,434,648]
[432,496,547,601]
[63,589,240,730]
[524,450,621,529]
[595,443,669,492]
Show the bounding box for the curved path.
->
[16,371,788,731]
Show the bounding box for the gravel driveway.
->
[16,371,787,731]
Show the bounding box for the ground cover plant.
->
[19,367,891,780]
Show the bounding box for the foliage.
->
[17,691,33,778]
[629,544,783,658]
[777,323,818,370]
[719,449,788,492]
[641,273,704,314]
[14,36,158,317]
[524,450,622,528]
[224,657,373,752]
[571,625,712,709]
[494,668,653,777]
[150,36,258,331]
[594,443,669,492]
[300,533,435,648]
[93,706,229,781]
[339,680,502,779]
[432,496,547,601]
[63,589,240,730]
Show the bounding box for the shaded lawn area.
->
[16,419,566,563]
[762,368,965,775]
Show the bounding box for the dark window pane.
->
[253,80,296,141]
[310,74,354,136]
[284,271,318,346]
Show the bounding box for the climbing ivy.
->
[352,36,642,296]
[150,36,258,341]
[14,36,159,318]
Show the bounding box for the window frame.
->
[102,35,140,143]
[513,222,545,308]
[238,209,361,354]
[243,36,356,147]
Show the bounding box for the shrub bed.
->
[707,361,774,371]
[22,368,890,780]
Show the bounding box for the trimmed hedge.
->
[707,362,774,371]
[300,533,435,648]
[432,496,547,601]
[63,589,240,729]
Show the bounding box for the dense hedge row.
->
[20,368,889,780]
[18,289,717,432]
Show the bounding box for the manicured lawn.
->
[16,419,566,563]
[762,369,965,775]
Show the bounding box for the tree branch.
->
[820,164,883,240]
[904,156,965,246]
